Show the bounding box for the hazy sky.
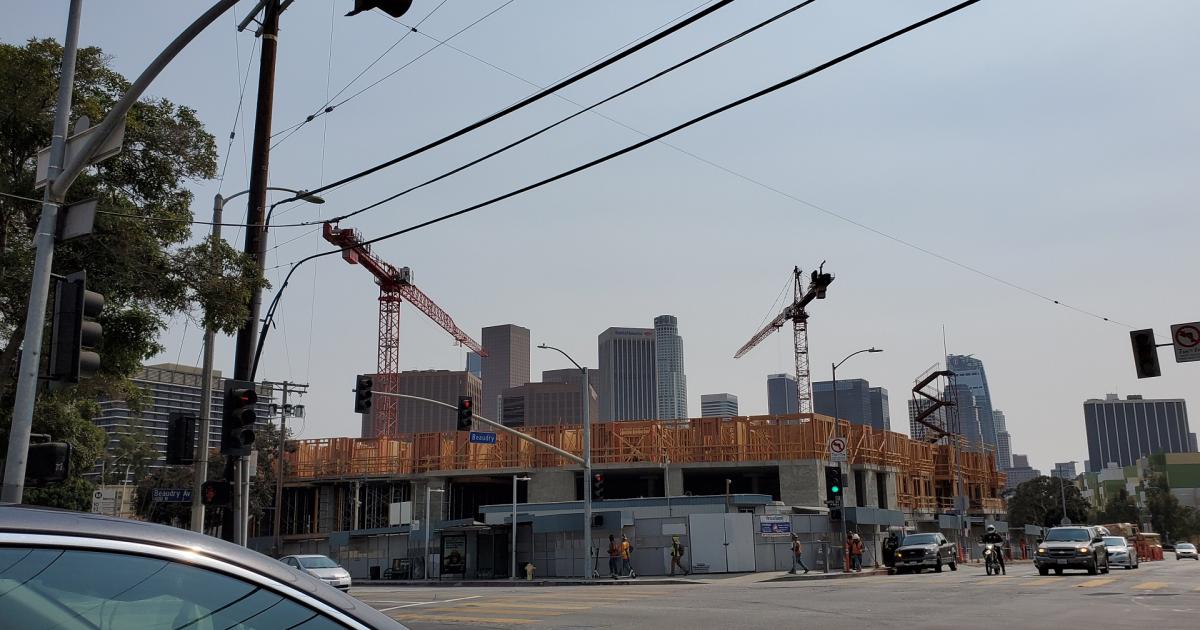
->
[7,1,1198,473]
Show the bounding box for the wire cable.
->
[280,0,736,204]
[249,0,984,378]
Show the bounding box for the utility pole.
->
[0,0,82,504]
[190,194,224,533]
[270,381,308,556]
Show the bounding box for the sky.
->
[5,0,1198,474]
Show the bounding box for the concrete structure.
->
[654,315,688,420]
[465,352,482,379]
[813,379,889,431]
[481,324,530,421]
[1004,453,1041,490]
[767,373,798,416]
[946,355,998,448]
[91,362,274,477]
[994,409,1013,469]
[361,370,483,435]
[597,327,656,421]
[700,393,739,417]
[500,380,599,428]
[1084,394,1192,472]
[1051,462,1077,479]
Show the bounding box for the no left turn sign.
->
[1171,322,1200,363]
[827,437,847,462]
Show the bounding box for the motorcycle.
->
[984,543,1003,576]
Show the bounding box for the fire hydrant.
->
[525,563,536,580]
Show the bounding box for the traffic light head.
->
[50,271,104,384]
[591,472,605,501]
[221,380,258,456]
[457,396,473,431]
[354,375,374,413]
[25,441,71,486]
[345,0,412,18]
[166,413,196,465]
[824,465,843,502]
[201,480,232,506]
[1130,329,1161,379]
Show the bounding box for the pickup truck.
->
[893,532,958,573]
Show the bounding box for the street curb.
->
[357,578,701,587]
[764,569,888,582]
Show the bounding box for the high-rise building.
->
[1190,433,1198,453]
[908,397,948,443]
[361,370,483,435]
[481,324,530,420]
[946,354,998,448]
[1005,453,1041,490]
[700,393,739,417]
[500,380,599,428]
[654,315,688,420]
[1084,394,1192,472]
[1052,462,1078,479]
[767,373,799,416]
[91,363,275,477]
[812,379,889,431]
[466,352,482,379]
[597,327,656,421]
[994,409,1013,469]
[944,382,984,448]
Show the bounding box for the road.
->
[353,558,1200,629]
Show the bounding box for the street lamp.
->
[424,486,444,580]
[512,475,532,580]
[1056,461,1077,526]
[831,347,882,572]
[536,343,592,579]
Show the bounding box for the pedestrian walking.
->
[607,534,620,579]
[619,534,635,578]
[850,533,864,572]
[788,533,809,574]
[670,535,689,576]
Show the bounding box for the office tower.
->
[869,386,891,432]
[481,324,530,420]
[1191,433,1198,453]
[767,373,799,416]
[1052,462,1078,479]
[908,397,948,443]
[946,354,998,448]
[597,327,656,421]
[466,352,482,379]
[1084,394,1192,472]
[700,393,739,417]
[944,382,984,448]
[654,315,688,420]
[1005,453,1041,490]
[361,370,483,435]
[813,379,889,431]
[993,409,1013,469]
[500,380,599,428]
[91,363,274,477]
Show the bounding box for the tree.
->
[1092,488,1140,525]
[102,422,156,485]
[1144,475,1200,542]
[0,38,266,507]
[1007,476,1091,530]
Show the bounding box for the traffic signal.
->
[201,480,232,506]
[49,271,104,383]
[592,473,605,501]
[1130,329,1161,379]
[221,380,258,456]
[457,396,473,431]
[354,375,374,413]
[166,413,196,465]
[25,441,71,485]
[824,465,843,502]
[345,0,412,18]
[829,507,842,522]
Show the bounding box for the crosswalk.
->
[379,588,679,626]
[953,571,1200,595]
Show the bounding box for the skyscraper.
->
[654,315,688,420]
[500,380,599,428]
[1084,394,1192,472]
[946,354,998,448]
[812,379,890,431]
[869,387,891,432]
[908,397,947,443]
[700,393,739,417]
[767,373,799,416]
[1052,462,1078,479]
[993,409,1013,469]
[944,382,984,448]
[481,324,530,421]
[597,327,656,421]
[465,352,482,378]
[362,370,483,435]
[1005,453,1041,490]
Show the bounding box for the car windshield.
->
[297,556,339,569]
[1178,544,1196,551]
[903,534,939,545]
[1103,537,1127,547]
[1045,528,1091,542]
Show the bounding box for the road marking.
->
[455,602,589,611]
[1077,578,1115,588]
[389,613,540,624]
[376,595,481,612]
[1133,582,1169,591]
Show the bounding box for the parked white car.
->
[282,554,354,590]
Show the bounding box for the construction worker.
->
[788,533,809,574]
[607,534,620,579]
[982,525,1006,575]
[670,535,689,576]
[619,534,635,578]
[849,533,864,572]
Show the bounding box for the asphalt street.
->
[351,555,1200,629]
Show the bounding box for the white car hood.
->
[306,567,350,580]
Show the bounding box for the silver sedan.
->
[1103,536,1139,570]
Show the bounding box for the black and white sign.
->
[1171,322,1200,363]
[827,437,847,463]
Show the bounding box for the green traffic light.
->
[831,485,840,493]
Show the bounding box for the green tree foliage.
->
[0,38,266,508]
[1007,476,1092,529]
[1092,488,1140,525]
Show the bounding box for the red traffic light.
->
[462,399,471,409]
[235,388,258,405]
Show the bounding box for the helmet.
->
[986,525,996,533]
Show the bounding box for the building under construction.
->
[267,412,1005,579]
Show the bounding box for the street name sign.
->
[469,431,497,444]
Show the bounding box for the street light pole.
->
[425,486,444,580]
[511,475,531,580]
[537,344,592,579]
[831,347,882,572]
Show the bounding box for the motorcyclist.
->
[982,524,1006,575]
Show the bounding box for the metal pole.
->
[833,361,848,572]
[1060,476,1070,526]
[665,456,671,517]
[190,194,223,532]
[1,0,83,504]
[512,475,518,580]
[582,366,592,579]
[273,383,289,555]
[241,452,251,545]
[424,485,431,580]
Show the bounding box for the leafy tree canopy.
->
[1007,475,1091,530]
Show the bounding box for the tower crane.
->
[734,264,834,415]
[323,222,487,437]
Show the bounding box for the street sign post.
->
[1170,322,1200,363]
[469,431,497,445]
[827,436,847,462]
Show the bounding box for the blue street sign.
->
[152,488,192,503]
[469,431,497,444]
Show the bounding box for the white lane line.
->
[377,595,482,613]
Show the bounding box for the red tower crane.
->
[323,222,487,437]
